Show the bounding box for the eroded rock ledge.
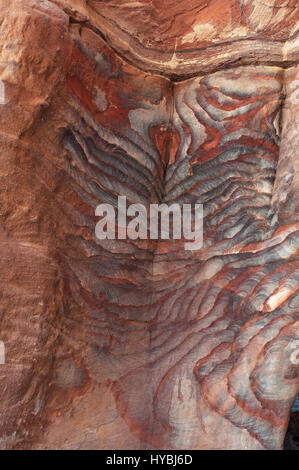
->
[50,0,299,79]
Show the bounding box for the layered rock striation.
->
[0,0,298,449]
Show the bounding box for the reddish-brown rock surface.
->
[0,0,298,450]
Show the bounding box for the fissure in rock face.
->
[0,0,298,450]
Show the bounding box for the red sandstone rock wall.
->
[0,0,298,450]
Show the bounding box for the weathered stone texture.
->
[0,0,298,450]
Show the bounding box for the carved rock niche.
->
[0,0,298,450]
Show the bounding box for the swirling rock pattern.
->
[0,0,298,449]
